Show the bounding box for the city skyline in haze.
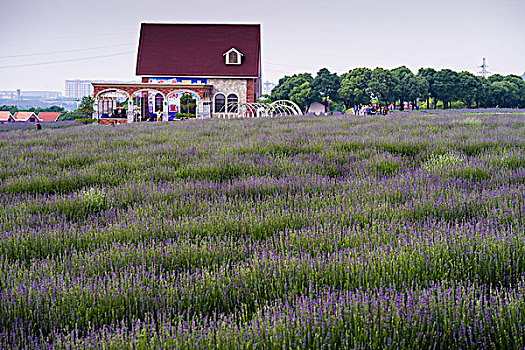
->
[1,0,524,93]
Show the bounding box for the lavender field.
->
[1,110,525,349]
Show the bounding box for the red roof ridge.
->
[13,112,37,121]
[37,112,61,122]
[0,111,13,121]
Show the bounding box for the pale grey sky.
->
[0,0,523,93]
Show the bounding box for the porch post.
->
[127,98,134,123]
[162,100,168,121]
[92,100,99,120]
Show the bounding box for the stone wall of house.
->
[208,78,247,103]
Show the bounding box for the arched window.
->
[228,51,238,64]
[214,94,225,113]
[155,93,163,112]
[227,94,238,113]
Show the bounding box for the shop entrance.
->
[132,90,165,121]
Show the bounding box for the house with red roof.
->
[37,112,60,122]
[13,112,38,122]
[92,23,261,123]
[0,111,15,123]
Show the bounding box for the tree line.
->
[269,67,525,113]
[0,105,65,115]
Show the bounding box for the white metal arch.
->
[269,104,296,117]
[131,89,166,99]
[211,99,302,119]
[130,89,168,122]
[167,90,200,99]
[270,100,303,115]
[94,89,131,120]
[95,89,130,100]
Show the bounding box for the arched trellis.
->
[269,100,303,116]
[167,90,201,119]
[94,89,130,120]
[215,100,302,119]
[132,89,167,99]
[131,89,167,122]
[95,88,130,100]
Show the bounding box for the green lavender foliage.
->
[0,110,525,349]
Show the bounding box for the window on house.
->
[155,93,163,112]
[228,51,238,64]
[214,94,226,113]
[224,49,243,65]
[227,94,238,113]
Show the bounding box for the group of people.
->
[352,104,388,116]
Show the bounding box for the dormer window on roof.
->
[224,48,243,65]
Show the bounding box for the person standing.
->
[36,121,42,130]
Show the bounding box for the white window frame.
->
[226,93,239,113]
[213,92,227,113]
[223,48,243,65]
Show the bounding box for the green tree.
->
[338,68,372,108]
[289,81,321,113]
[368,68,398,107]
[433,69,460,109]
[504,75,525,107]
[417,68,437,109]
[180,93,197,115]
[487,81,517,107]
[257,94,272,104]
[391,66,414,110]
[407,75,429,110]
[47,106,65,113]
[0,105,18,114]
[312,68,340,105]
[475,78,490,108]
[458,72,483,108]
[271,73,313,101]
[78,95,95,118]
[485,76,525,108]
[487,74,505,84]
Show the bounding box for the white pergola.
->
[215,100,303,119]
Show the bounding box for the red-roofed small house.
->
[13,112,38,122]
[93,23,261,123]
[37,112,60,122]
[0,111,15,123]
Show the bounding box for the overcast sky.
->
[0,0,523,93]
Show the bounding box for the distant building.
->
[65,80,94,99]
[0,111,15,123]
[308,102,326,115]
[0,90,61,100]
[23,91,62,99]
[13,112,38,122]
[0,91,17,99]
[37,112,61,122]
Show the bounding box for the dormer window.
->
[224,48,243,65]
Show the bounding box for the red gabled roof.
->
[136,23,260,78]
[37,112,60,122]
[0,111,13,121]
[13,112,37,121]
